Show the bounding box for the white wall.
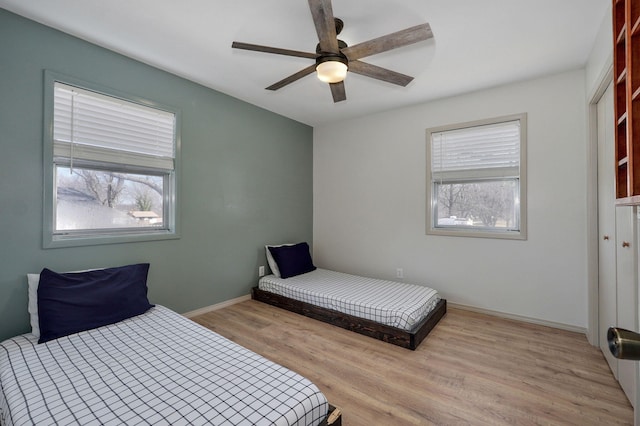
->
[585,4,613,98]
[313,69,588,328]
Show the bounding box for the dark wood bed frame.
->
[251,287,447,350]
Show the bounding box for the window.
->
[43,72,180,247]
[426,114,526,239]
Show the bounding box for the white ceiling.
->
[1,0,609,126]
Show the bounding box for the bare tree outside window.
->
[436,180,516,228]
[56,167,164,231]
[75,170,125,208]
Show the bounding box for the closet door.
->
[598,83,618,375]
[616,205,638,406]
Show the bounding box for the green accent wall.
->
[0,9,313,341]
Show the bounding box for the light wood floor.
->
[192,300,633,425]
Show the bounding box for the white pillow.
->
[27,268,104,338]
[27,273,41,338]
[265,244,295,278]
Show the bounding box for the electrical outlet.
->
[258,265,265,277]
[396,268,404,279]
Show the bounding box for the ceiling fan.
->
[231,0,433,103]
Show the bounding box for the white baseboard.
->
[181,295,586,335]
[449,302,587,335]
[182,294,251,318]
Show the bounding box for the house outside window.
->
[43,72,180,248]
[426,113,527,240]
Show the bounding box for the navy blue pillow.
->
[268,242,316,279]
[37,263,153,344]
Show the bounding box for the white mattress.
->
[0,305,327,426]
[259,268,440,331]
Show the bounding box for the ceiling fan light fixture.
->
[316,54,348,83]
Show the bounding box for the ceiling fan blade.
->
[308,0,339,52]
[266,64,317,91]
[232,42,317,59]
[329,81,346,102]
[342,23,433,61]
[348,60,414,87]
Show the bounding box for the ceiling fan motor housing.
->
[315,39,348,54]
[315,51,348,68]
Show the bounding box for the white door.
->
[616,205,638,406]
[598,82,618,376]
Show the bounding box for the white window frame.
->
[426,113,527,240]
[43,71,181,248]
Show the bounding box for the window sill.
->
[44,230,180,249]
[426,227,526,240]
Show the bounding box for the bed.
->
[254,243,447,350]
[1,264,341,426]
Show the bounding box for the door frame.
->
[588,62,614,347]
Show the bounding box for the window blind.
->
[431,119,520,181]
[53,82,175,170]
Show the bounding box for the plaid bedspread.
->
[259,268,440,331]
[0,305,327,426]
